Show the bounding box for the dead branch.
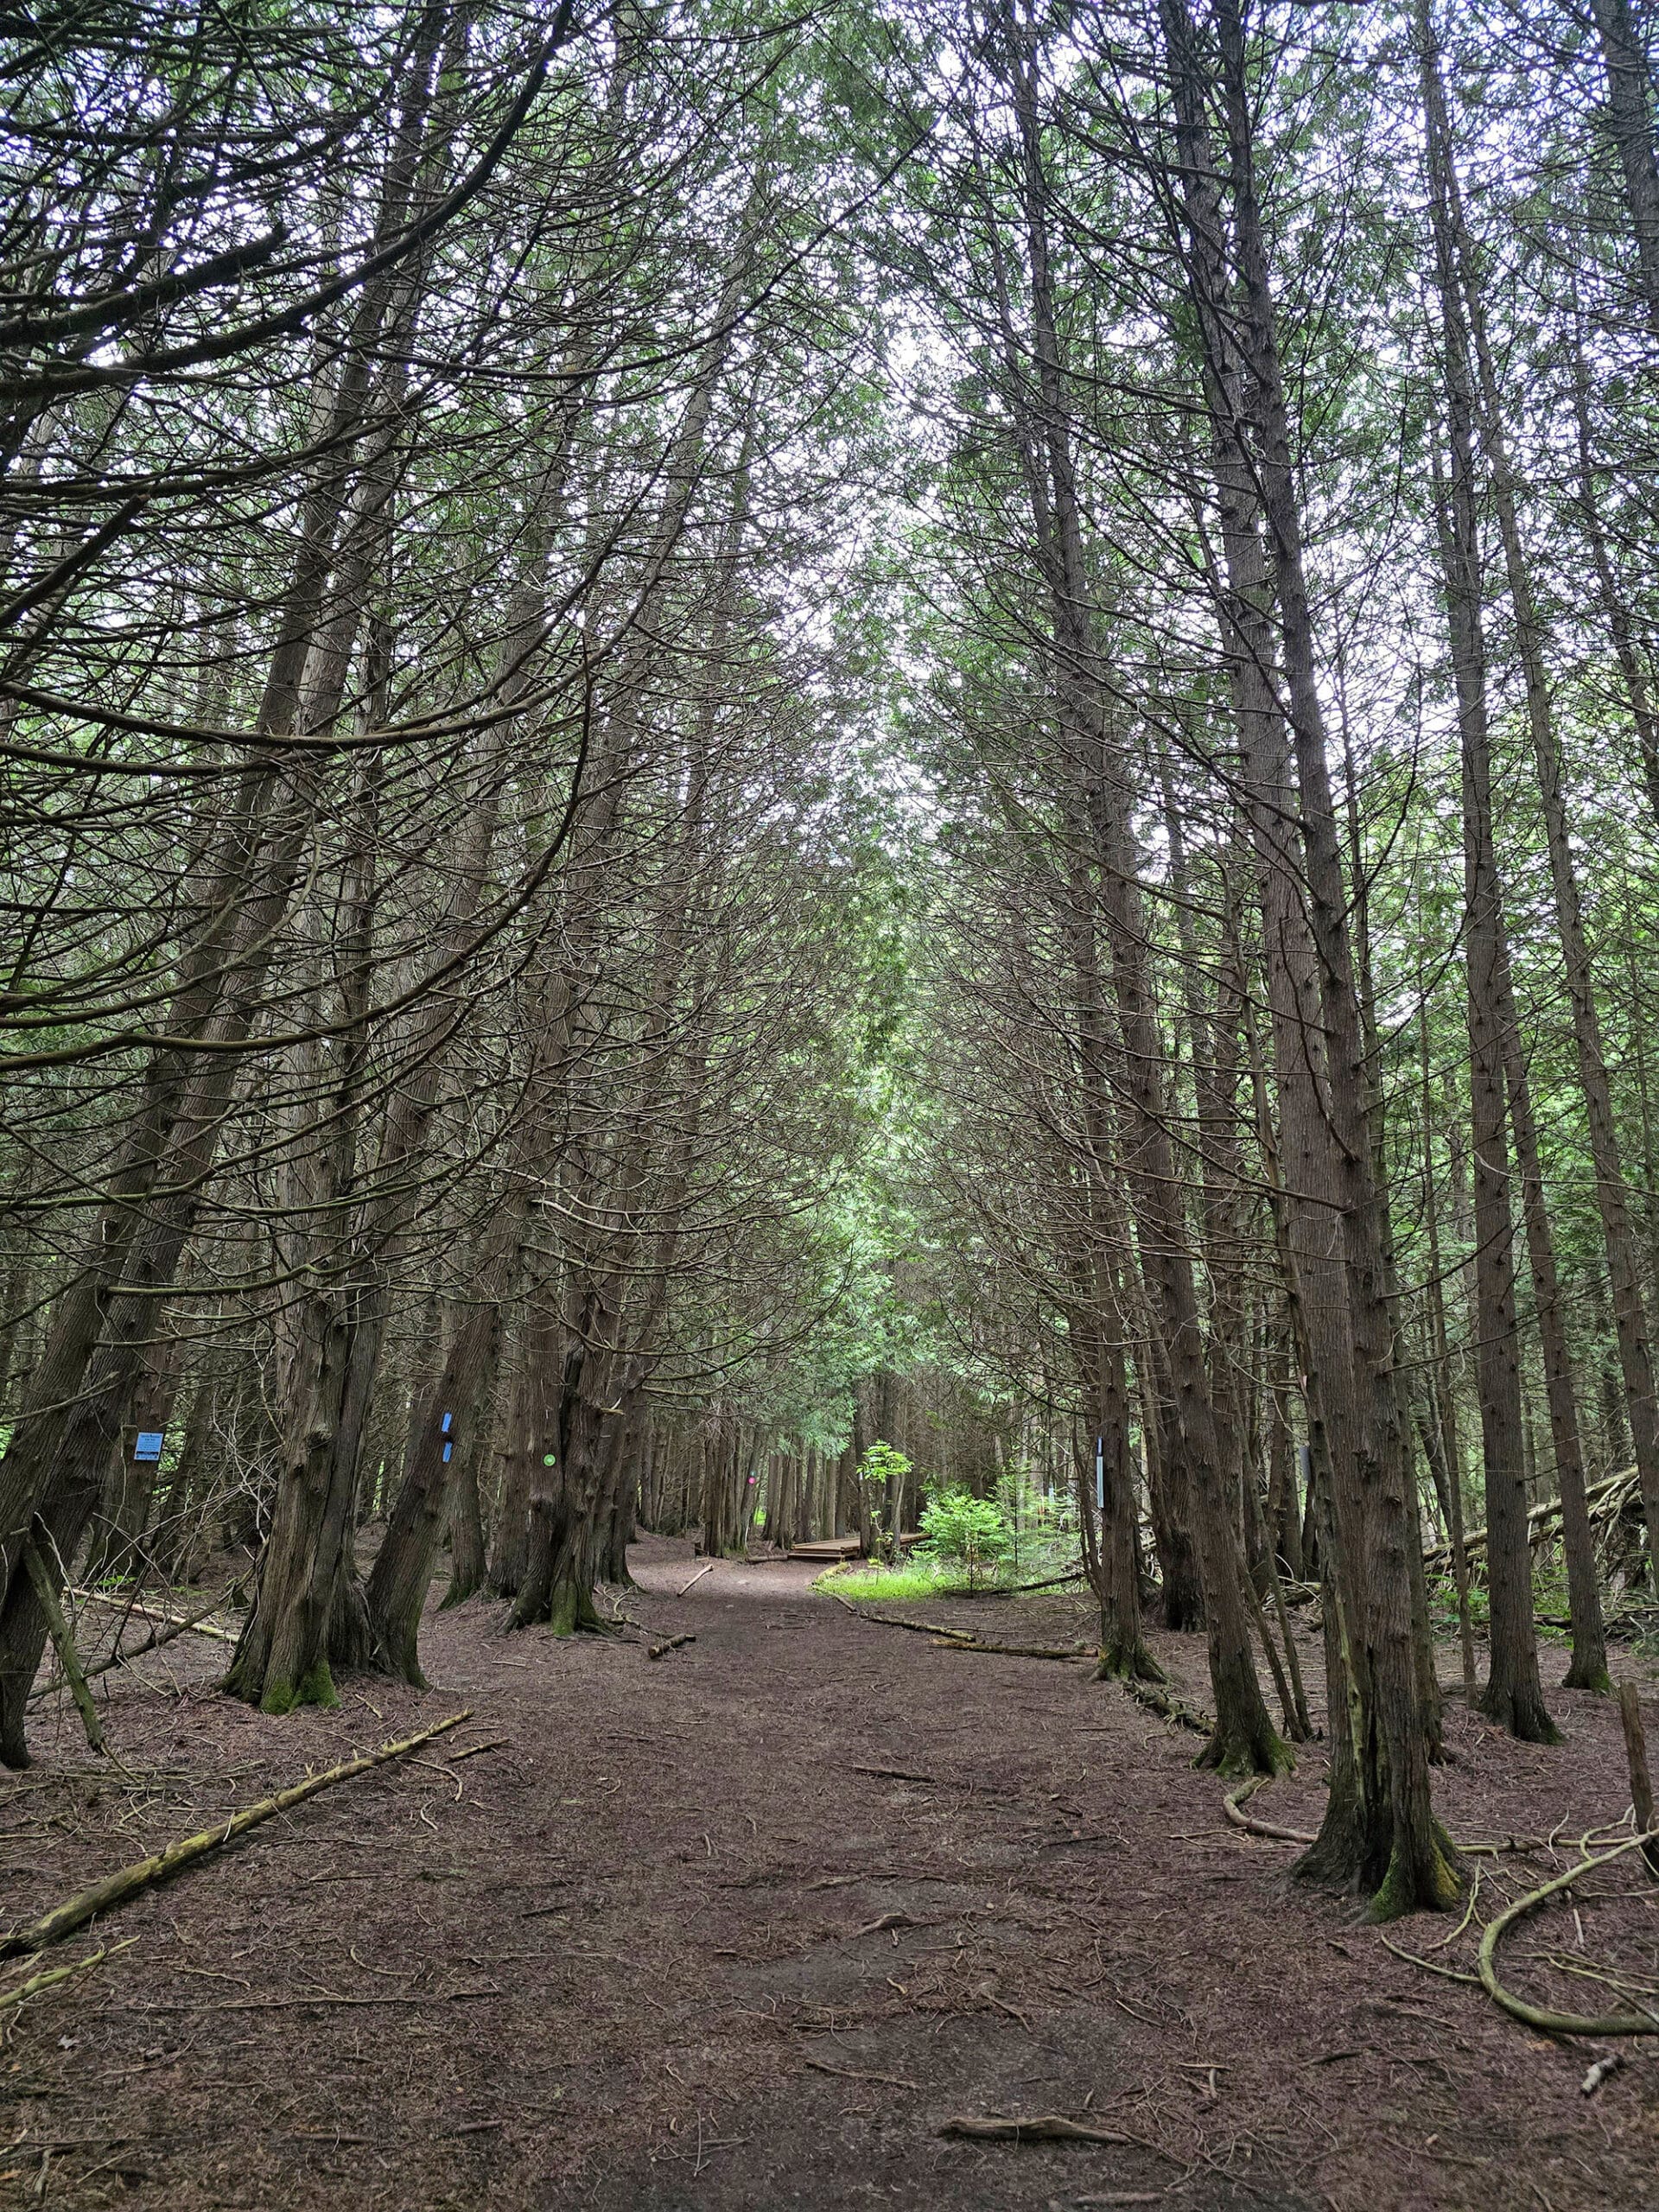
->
[938,2113,1135,2145]
[0,1709,472,1959]
[23,1534,104,1752]
[1122,1675,1211,1736]
[68,1588,238,1643]
[29,1592,233,1704]
[828,1594,974,1641]
[1423,1466,1637,1571]
[0,1938,136,2015]
[803,2056,921,2090]
[967,1564,1087,1598]
[927,1636,1092,1661]
[648,1633,696,1659]
[677,1562,716,1596]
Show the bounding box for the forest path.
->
[3,1538,1653,2210]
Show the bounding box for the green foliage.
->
[920,1482,1007,1564]
[817,1559,955,1603]
[918,1482,1008,1591]
[858,1440,912,1493]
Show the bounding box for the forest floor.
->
[4,1537,1659,2211]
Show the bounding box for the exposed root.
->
[1224,1774,1317,1844]
[1364,1823,1465,1923]
[1476,1832,1659,2036]
[1195,1719,1294,1780]
[1122,1675,1211,1736]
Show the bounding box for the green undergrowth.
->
[1427,1560,1659,1658]
[816,1554,1084,1604]
[817,1559,959,1603]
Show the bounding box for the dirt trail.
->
[3,1538,1657,2209]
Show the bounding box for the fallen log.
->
[828,1593,975,1641]
[1424,1466,1638,1571]
[927,1637,1092,1661]
[69,1586,238,1642]
[0,1708,472,1959]
[1122,1675,1211,1736]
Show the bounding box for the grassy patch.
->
[816,1559,964,1603]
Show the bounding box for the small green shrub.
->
[919,1484,1008,1592]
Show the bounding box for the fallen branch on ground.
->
[828,1594,974,1640]
[69,1586,238,1642]
[0,1938,136,2014]
[29,1592,233,1704]
[938,2113,1136,2145]
[0,1708,472,1959]
[928,1636,1091,1661]
[648,1633,696,1660]
[803,2056,921,2090]
[845,1910,922,1938]
[677,1562,716,1596]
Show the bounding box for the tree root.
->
[1122,1675,1211,1736]
[1224,1775,1317,1843]
[0,1709,471,1959]
[1475,1832,1659,2036]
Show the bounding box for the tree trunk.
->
[1164,0,1455,1906]
[1006,37,1282,1777]
[1591,0,1659,340]
[1419,114,1555,1740]
[1431,32,1659,1595]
